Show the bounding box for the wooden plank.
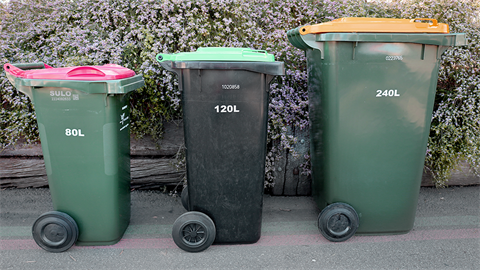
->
[0,158,49,188]
[0,158,185,189]
[130,158,185,189]
[282,150,298,196]
[0,158,47,178]
[1,120,478,191]
[271,147,287,195]
[421,163,480,187]
[294,130,311,196]
[272,127,311,196]
[284,127,311,196]
[1,157,478,190]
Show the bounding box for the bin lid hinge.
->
[198,70,202,92]
[421,44,425,60]
[352,34,359,60]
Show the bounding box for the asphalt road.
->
[1,186,479,270]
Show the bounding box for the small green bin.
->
[4,63,144,252]
[287,18,467,241]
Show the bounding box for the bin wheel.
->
[32,211,79,252]
[318,202,359,242]
[172,211,215,252]
[181,187,190,211]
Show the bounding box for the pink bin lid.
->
[4,64,136,81]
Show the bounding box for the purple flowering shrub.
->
[400,0,480,187]
[1,0,478,187]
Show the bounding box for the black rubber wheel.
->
[32,211,79,253]
[318,202,359,242]
[181,187,190,211]
[172,211,215,252]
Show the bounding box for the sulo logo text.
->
[50,91,72,97]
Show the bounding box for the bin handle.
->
[67,66,106,77]
[410,18,438,26]
[4,64,26,78]
[241,49,270,59]
[156,54,177,74]
[4,62,52,78]
[156,53,176,63]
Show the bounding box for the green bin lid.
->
[156,47,276,62]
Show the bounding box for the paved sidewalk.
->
[1,186,479,269]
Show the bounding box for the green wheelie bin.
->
[287,18,466,241]
[156,47,284,252]
[4,62,144,252]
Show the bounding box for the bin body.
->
[307,41,440,234]
[184,68,268,243]
[287,18,466,234]
[158,48,284,243]
[5,64,144,245]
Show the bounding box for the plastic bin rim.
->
[300,17,450,35]
[4,63,136,81]
[156,47,276,63]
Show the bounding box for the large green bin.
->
[287,18,467,241]
[156,47,284,252]
[4,63,144,252]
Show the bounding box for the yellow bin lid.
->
[300,17,449,35]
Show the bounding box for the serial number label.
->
[214,105,240,113]
[376,89,400,98]
[386,55,403,61]
[65,128,85,137]
[222,84,240,90]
